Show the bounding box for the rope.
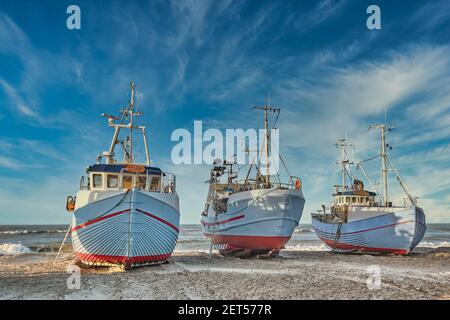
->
[270,109,280,131]
[53,223,72,266]
[359,153,381,163]
[279,154,294,185]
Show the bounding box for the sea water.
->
[1,224,449,255]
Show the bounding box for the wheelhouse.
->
[80,164,176,194]
[332,190,377,207]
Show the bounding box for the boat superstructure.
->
[201,103,305,257]
[66,82,179,268]
[311,118,426,255]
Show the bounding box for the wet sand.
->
[0,248,449,300]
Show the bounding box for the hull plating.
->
[202,188,305,254]
[71,189,179,267]
[312,206,426,255]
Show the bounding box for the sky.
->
[0,0,449,225]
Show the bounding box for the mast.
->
[254,100,280,188]
[129,82,135,164]
[101,81,151,166]
[370,114,393,207]
[381,124,387,205]
[335,138,354,191]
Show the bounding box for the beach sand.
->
[0,248,449,300]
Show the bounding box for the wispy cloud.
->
[0,13,87,129]
[293,0,348,32]
[0,78,40,120]
[275,45,450,150]
[410,0,450,33]
[265,44,450,222]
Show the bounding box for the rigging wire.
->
[359,153,381,163]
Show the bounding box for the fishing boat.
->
[311,119,426,255]
[201,103,305,257]
[65,82,179,268]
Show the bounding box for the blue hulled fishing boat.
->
[311,120,426,255]
[66,82,179,268]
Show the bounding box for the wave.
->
[294,227,314,233]
[418,241,450,248]
[176,239,210,244]
[285,243,328,251]
[0,230,65,235]
[0,243,32,255]
[174,249,210,253]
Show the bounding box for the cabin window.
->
[122,175,133,189]
[93,174,103,188]
[150,176,161,191]
[107,175,119,188]
[137,176,146,189]
[346,197,350,203]
[366,197,370,202]
[352,197,356,203]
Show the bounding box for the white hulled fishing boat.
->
[311,119,426,255]
[66,82,179,268]
[201,104,305,257]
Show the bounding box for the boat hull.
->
[71,189,180,267]
[202,188,305,256]
[312,206,426,255]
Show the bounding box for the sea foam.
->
[0,243,32,255]
[285,243,328,251]
[418,241,450,248]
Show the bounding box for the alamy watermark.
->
[66,5,81,30]
[367,5,381,30]
[65,4,380,31]
[171,121,280,175]
[66,264,81,290]
[366,265,381,290]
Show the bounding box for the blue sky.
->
[0,0,449,224]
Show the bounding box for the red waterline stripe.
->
[201,214,245,226]
[204,234,290,250]
[75,252,172,265]
[136,208,179,233]
[315,220,413,236]
[319,237,409,255]
[71,209,130,232]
